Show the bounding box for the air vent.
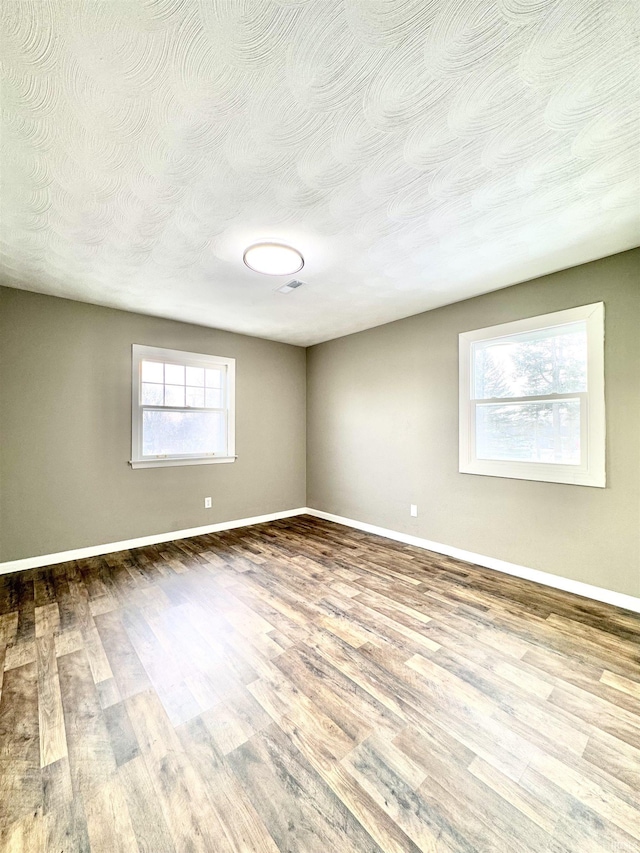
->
[276,279,305,294]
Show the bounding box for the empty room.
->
[1,1,639,852]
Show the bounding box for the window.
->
[131,345,235,469]
[459,303,605,487]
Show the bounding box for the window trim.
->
[130,344,236,469]
[459,303,605,487]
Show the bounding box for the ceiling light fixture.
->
[243,242,304,276]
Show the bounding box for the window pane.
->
[473,321,587,399]
[141,383,163,405]
[165,363,185,385]
[164,385,185,407]
[476,399,581,464]
[205,388,223,408]
[186,386,205,408]
[206,368,222,388]
[186,366,204,387]
[141,360,163,383]
[142,410,226,456]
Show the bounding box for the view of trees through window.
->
[473,322,587,464]
[142,410,226,456]
[140,359,227,457]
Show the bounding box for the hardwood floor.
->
[1,515,640,852]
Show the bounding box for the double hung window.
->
[459,303,605,487]
[131,344,235,468]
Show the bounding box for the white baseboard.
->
[4,506,638,615]
[0,508,308,576]
[305,508,640,615]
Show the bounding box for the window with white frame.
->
[459,303,605,487]
[131,345,235,469]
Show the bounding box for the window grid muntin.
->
[140,359,225,410]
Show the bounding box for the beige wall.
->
[2,251,639,599]
[0,287,306,561]
[307,249,640,598]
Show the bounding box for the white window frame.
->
[130,344,236,469]
[459,303,605,487]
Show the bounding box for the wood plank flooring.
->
[1,515,640,852]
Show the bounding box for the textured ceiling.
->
[1,0,638,346]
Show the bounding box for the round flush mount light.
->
[243,242,304,276]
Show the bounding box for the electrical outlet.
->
[204,497,212,509]
[410,504,418,517]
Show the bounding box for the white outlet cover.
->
[410,505,418,517]
[204,497,212,508]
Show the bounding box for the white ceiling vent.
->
[276,280,305,294]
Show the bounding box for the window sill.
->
[459,459,605,488]
[129,456,237,469]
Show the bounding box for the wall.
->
[2,250,639,597]
[307,249,640,598]
[0,287,306,561]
